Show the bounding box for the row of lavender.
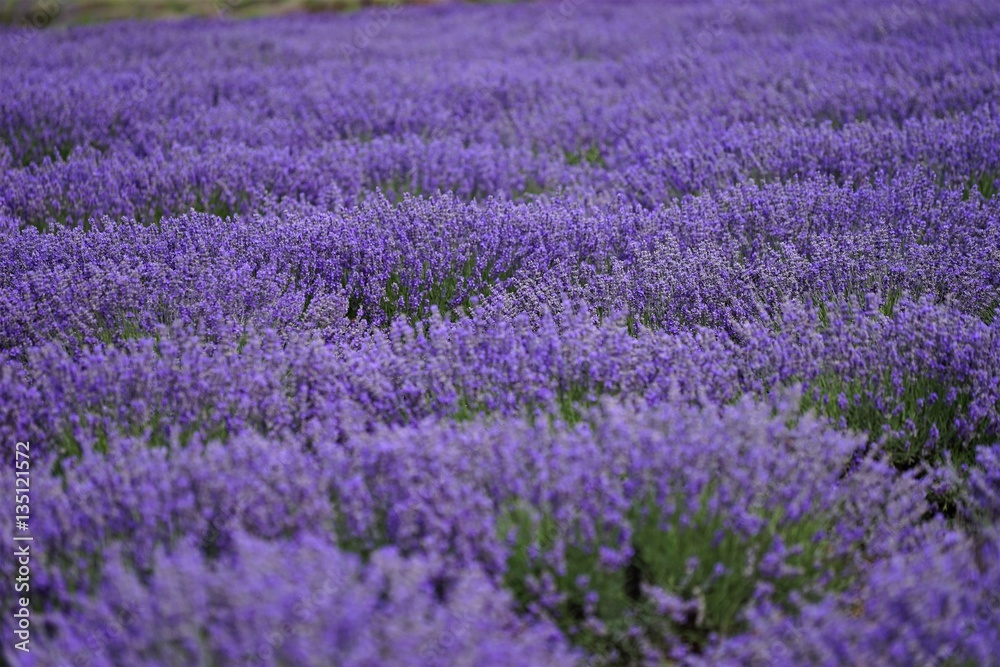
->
[3,106,1000,227]
[2,0,1000,665]
[2,289,998,458]
[2,0,1000,227]
[3,396,998,665]
[3,172,998,348]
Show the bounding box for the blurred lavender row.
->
[1,0,999,227]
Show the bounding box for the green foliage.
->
[48,402,235,468]
[192,185,251,219]
[514,177,546,200]
[499,492,843,664]
[981,299,999,326]
[378,260,479,323]
[962,171,998,201]
[565,145,606,168]
[375,178,425,202]
[94,312,150,346]
[0,0,417,26]
[347,253,523,325]
[802,372,987,470]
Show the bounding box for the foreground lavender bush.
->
[25,533,578,667]
[0,398,951,666]
[2,0,999,664]
[708,524,1000,666]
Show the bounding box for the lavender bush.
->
[1,0,999,665]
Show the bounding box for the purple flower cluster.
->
[27,532,577,667]
[2,0,999,664]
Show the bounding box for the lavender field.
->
[2,0,1000,664]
